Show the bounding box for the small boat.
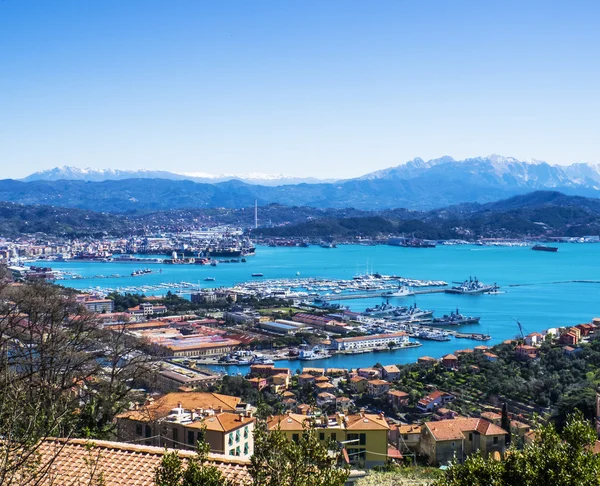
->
[532,244,558,252]
[252,273,264,277]
[204,277,216,282]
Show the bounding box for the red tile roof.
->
[23,438,250,485]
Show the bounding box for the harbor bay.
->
[49,243,600,372]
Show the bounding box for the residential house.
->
[357,367,381,379]
[393,424,422,452]
[559,331,579,346]
[433,408,458,421]
[514,345,538,360]
[420,418,507,465]
[315,381,337,394]
[387,390,409,409]
[563,345,580,356]
[441,354,459,370]
[297,373,316,386]
[417,356,437,366]
[248,377,267,391]
[271,373,290,391]
[303,367,325,376]
[367,379,390,398]
[336,396,353,412]
[510,420,531,438]
[250,365,290,378]
[267,411,390,469]
[577,323,595,337]
[382,364,401,382]
[480,412,501,426]
[417,391,454,413]
[116,392,255,459]
[483,352,498,362]
[349,376,368,393]
[524,332,544,347]
[316,392,336,407]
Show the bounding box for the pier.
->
[319,288,446,301]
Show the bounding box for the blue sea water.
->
[49,244,600,372]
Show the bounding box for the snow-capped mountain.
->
[358,154,600,189]
[11,155,600,211]
[21,166,333,186]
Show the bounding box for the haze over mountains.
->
[8,155,600,212]
[21,166,332,186]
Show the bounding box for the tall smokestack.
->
[254,199,258,229]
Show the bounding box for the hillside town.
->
[2,263,598,485]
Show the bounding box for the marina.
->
[39,242,600,373]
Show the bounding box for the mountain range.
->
[7,155,600,212]
[21,166,332,186]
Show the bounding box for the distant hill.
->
[256,191,600,240]
[3,191,600,240]
[8,155,600,211]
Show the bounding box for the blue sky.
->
[1,0,599,179]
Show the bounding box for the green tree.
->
[155,440,229,486]
[435,412,600,486]
[250,422,349,486]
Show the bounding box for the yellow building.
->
[267,412,389,469]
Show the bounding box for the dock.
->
[319,288,446,301]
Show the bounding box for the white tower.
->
[254,200,258,229]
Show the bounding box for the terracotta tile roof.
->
[345,414,389,431]
[480,411,501,421]
[184,412,255,433]
[398,424,421,434]
[383,365,400,372]
[442,354,458,360]
[27,438,251,485]
[368,379,389,386]
[268,413,309,431]
[388,390,409,397]
[116,392,241,421]
[425,418,507,441]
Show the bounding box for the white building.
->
[332,332,409,351]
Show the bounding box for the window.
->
[469,433,473,441]
[403,434,408,440]
[236,430,241,442]
[228,434,233,446]
[244,426,249,439]
[292,434,299,443]
[136,424,143,436]
[197,430,205,444]
[451,441,455,448]
[244,443,249,455]
[173,428,179,446]
[235,446,241,456]
[493,436,499,445]
[145,425,152,438]
[331,433,337,442]
[188,430,195,446]
[359,433,366,446]
[319,432,325,441]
